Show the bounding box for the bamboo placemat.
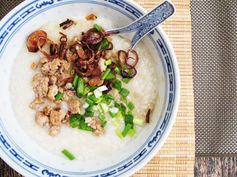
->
[133,0,195,176]
[0,0,195,176]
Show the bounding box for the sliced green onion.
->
[122,124,132,137]
[84,111,94,117]
[105,59,112,66]
[133,118,145,126]
[106,72,115,80]
[83,102,90,109]
[99,103,109,113]
[116,129,123,138]
[120,103,127,116]
[86,98,94,105]
[102,68,111,80]
[115,102,126,116]
[109,111,117,118]
[122,78,131,84]
[112,80,122,90]
[114,67,121,75]
[83,86,90,96]
[129,129,136,137]
[94,89,102,98]
[55,92,64,100]
[95,96,104,104]
[99,38,109,50]
[86,105,94,112]
[97,85,108,92]
[127,102,135,110]
[110,107,119,114]
[98,114,107,127]
[70,114,82,128]
[119,88,130,97]
[120,96,128,104]
[86,94,97,105]
[115,112,123,120]
[93,24,102,32]
[125,114,134,127]
[62,149,75,160]
[87,94,97,102]
[113,119,121,128]
[89,86,97,92]
[77,77,85,98]
[72,75,79,89]
[78,120,93,131]
[103,94,114,103]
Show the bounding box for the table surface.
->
[0,0,195,176]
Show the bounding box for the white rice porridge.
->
[10,17,158,160]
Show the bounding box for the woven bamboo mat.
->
[133,0,195,176]
[0,0,195,176]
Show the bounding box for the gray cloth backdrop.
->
[191,0,237,154]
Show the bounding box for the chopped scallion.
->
[98,114,107,127]
[72,75,79,88]
[129,129,136,137]
[122,123,132,137]
[122,78,131,84]
[55,92,64,100]
[114,67,121,75]
[83,86,90,96]
[77,77,85,98]
[99,38,109,50]
[112,80,122,90]
[86,94,99,105]
[78,120,93,131]
[133,118,145,126]
[102,68,111,80]
[127,102,135,110]
[62,149,75,160]
[99,103,109,113]
[109,111,117,118]
[125,114,134,127]
[84,111,94,117]
[105,59,112,66]
[94,89,102,98]
[116,129,124,138]
[106,72,115,80]
[119,88,130,97]
[102,68,115,80]
[93,24,102,32]
[103,94,114,103]
[69,114,82,128]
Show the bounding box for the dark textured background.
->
[191,0,237,154]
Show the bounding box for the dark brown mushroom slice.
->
[27,30,47,52]
[82,28,104,45]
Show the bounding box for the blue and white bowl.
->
[0,0,180,176]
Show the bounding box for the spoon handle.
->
[107,1,175,48]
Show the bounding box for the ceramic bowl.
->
[0,0,180,176]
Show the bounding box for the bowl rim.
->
[0,0,180,176]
